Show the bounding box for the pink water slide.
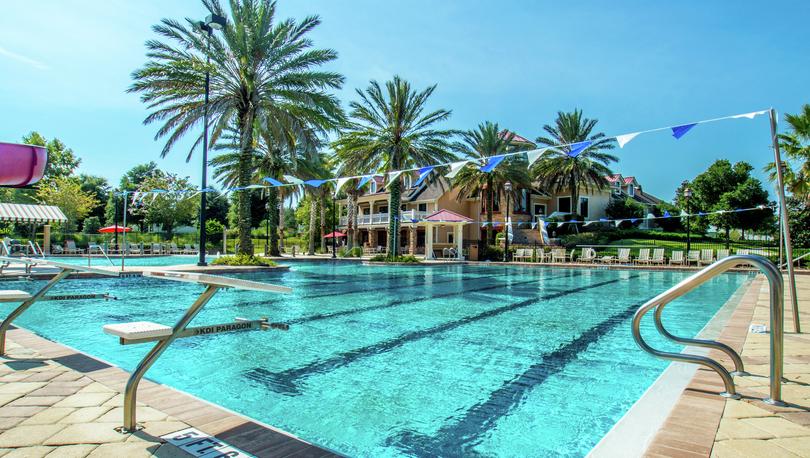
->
[0,142,47,187]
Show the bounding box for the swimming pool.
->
[45,255,199,267]
[0,262,750,457]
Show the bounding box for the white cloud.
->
[0,45,48,70]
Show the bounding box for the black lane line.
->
[242,272,630,395]
[391,290,646,456]
[286,271,564,326]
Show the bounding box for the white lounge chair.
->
[579,247,597,263]
[616,248,631,264]
[635,248,651,264]
[65,240,84,254]
[128,243,142,255]
[513,249,530,262]
[686,250,700,265]
[698,249,715,266]
[736,249,750,255]
[170,243,182,254]
[669,251,685,266]
[717,249,730,260]
[551,248,569,263]
[650,248,666,265]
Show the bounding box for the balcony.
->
[339,210,430,226]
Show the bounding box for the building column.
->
[43,225,51,255]
[425,223,434,259]
[369,229,377,248]
[409,226,416,255]
[456,224,464,259]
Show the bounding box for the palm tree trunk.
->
[347,192,356,249]
[350,192,359,248]
[486,178,494,247]
[388,179,401,257]
[236,113,255,256]
[266,188,280,256]
[278,196,285,252]
[308,193,317,255]
[319,192,326,252]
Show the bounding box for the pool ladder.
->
[632,255,784,404]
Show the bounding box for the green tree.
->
[129,0,345,255]
[765,105,810,199]
[22,132,81,181]
[131,174,199,238]
[78,174,110,221]
[532,109,617,215]
[333,76,458,257]
[36,177,99,233]
[452,122,531,247]
[605,197,645,220]
[82,216,102,234]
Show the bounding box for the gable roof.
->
[423,209,473,223]
[498,129,535,146]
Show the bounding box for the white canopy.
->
[0,203,67,223]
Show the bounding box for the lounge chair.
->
[736,249,750,255]
[750,249,768,257]
[88,243,103,255]
[686,250,700,265]
[669,251,685,266]
[128,243,142,255]
[698,249,714,266]
[635,248,651,265]
[170,243,182,254]
[193,244,200,254]
[616,248,631,264]
[579,247,597,263]
[551,248,569,263]
[51,244,64,255]
[183,244,195,254]
[65,240,84,254]
[513,249,530,262]
[150,243,162,254]
[650,248,665,265]
[717,249,730,260]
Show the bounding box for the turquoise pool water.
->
[0,262,750,457]
[45,255,198,267]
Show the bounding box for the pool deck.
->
[0,326,339,457]
[643,274,810,457]
[0,263,289,280]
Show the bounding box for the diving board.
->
[106,269,292,433]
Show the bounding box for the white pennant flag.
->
[131,192,140,204]
[616,132,640,148]
[386,170,404,188]
[525,149,546,167]
[731,110,768,120]
[445,161,469,178]
[283,175,304,185]
[150,193,159,203]
[335,177,351,196]
[538,219,548,244]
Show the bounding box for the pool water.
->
[45,255,199,267]
[0,262,750,457]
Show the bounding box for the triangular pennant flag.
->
[386,170,404,188]
[263,177,283,186]
[531,222,537,230]
[131,192,140,204]
[188,191,201,200]
[616,132,640,148]
[584,221,595,227]
[615,219,623,227]
[698,211,707,216]
[480,155,506,173]
[356,175,373,190]
[663,210,671,218]
[731,110,768,120]
[150,193,159,203]
[244,184,264,189]
[283,175,304,185]
[538,219,548,244]
[414,166,434,187]
[304,179,327,188]
[334,177,351,196]
[671,123,696,139]
[567,141,592,158]
[525,148,546,167]
[599,218,609,222]
[481,222,489,228]
[445,161,469,178]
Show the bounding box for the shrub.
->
[369,254,420,263]
[339,246,363,257]
[211,254,277,267]
[480,245,503,261]
[559,232,610,249]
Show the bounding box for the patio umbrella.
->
[98,226,131,233]
[323,231,346,239]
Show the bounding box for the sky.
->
[1,0,809,201]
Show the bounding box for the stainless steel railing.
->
[632,255,784,404]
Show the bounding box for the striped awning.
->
[0,203,67,223]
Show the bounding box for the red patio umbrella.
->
[99,225,132,233]
[323,231,346,238]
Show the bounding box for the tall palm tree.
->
[452,122,531,247]
[333,76,458,257]
[129,0,344,256]
[532,109,617,216]
[765,105,810,200]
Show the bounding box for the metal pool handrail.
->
[631,255,784,404]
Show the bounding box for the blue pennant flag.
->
[630,218,638,223]
[415,166,434,187]
[599,218,609,222]
[698,211,707,216]
[304,179,327,188]
[671,123,697,139]
[663,210,671,218]
[734,208,746,212]
[263,177,283,186]
[480,155,506,173]
[567,141,592,158]
[356,175,373,189]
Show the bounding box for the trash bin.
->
[468,244,479,261]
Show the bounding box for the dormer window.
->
[403,174,413,189]
[627,185,635,197]
[370,181,378,194]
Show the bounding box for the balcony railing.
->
[339,210,429,226]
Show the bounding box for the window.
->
[557,197,571,213]
[401,204,406,211]
[579,197,589,218]
[533,204,547,217]
[370,181,377,194]
[627,185,635,197]
[448,232,454,244]
[379,205,388,214]
[418,203,427,212]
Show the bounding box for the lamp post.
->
[331,194,337,259]
[503,181,512,262]
[197,13,226,266]
[683,181,692,253]
[265,201,270,256]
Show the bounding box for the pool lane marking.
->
[243,272,632,395]
[391,282,647,456]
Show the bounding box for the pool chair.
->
[551,248,569,263]
[65,240,84,254]
[170,243,182,254]
[669,250,685,266]
[750,249,768,257]
[88,243,104,255]
[736,249,750,255]
[650,248,666,265]
[698,249,715,266]
[686,250,700,265]
[616,248,632,264]
[513,249,530,262]
[579,248,597,263]
[183,244,195,254]
[717,249,730,260]
[634,248,651,265]
[128,243,142,255]
[193,243,200,254]
[51,244,64,255]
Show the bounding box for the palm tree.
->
[333,76,458,257]
[532,109,617,216]
[765,105,810,199]
[452,122,531,247]
[129,0,344,256]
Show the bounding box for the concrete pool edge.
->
[588,274,757,457]
[2,325,343,457]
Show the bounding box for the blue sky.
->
[1,0,809,200]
